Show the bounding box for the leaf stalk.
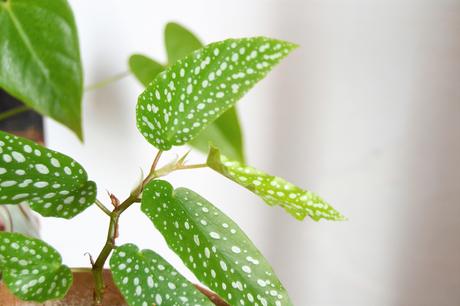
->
[91,150,208,305]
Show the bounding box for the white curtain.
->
[44,1,460,305]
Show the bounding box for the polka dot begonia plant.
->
[0,131,96,219]
[130,22,246,162]
[110,243,214,306]
[0,18,346,306]
[0,232,72,302]
[207,146,346,221]
[141,180,293,306]
[136,36,297,152]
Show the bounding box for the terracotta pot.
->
[0,270,229,306]
[0,270,126,306]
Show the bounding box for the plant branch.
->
[94,200,111,216]
[91,150,162,305]
[85,71,130,92]
[194,284,230,306]
[147,150,163,180]
[0,106,30,122]
[91,150,208,305]
[177,163,208,170]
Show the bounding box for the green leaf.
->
[110,243,214,306]
[207,146,346,221]
[142,180,293,306]
[136,37,296,151]
[165,22,203,65]
[132,22,246,161]
[0,0,84,139]
[129,54,164,87]
[189,106,245,162]
[0,131,96,219]
[0,232,72,302]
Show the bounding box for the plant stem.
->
[85,71,130,92]
[94,200,111,216]
[91,150,208,305]
[177,163,208,170]
[147,150,163,181]
[92,193,138,305]
[0,106,29,122]
[91,150,162,305]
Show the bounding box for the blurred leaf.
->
[0,131,96,219]
[110,243,214,306]
[165,22,203,65]
[136,37,296,151]
[189,107,244,162]
[0,0,84,139]
[129,54,164,87]
[141,180,293,306]
[207,146,346,221]
[0,232,72,302]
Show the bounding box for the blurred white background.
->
[41,0,460,305]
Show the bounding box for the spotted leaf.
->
[110,243,214,306]
[207,146,346,221]
[0,131,96,219]
[136,37,296,151]
[166,22,246,161]
[0,232,72,302]
[142,180,293,306]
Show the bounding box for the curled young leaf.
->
[0,232,72,302]
[110,243,214,306]
[136,37,296,151]
[0,131,96,219]
[207,146,346,221]
[142,180,293,306]
[0,0,84,139]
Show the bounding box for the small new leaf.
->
[0,232,72,302]
[129,54,164,87]
[0,131,96,219]
[0,0,84,138]
[207,146,346,221]
[136,37,296,151]
[110,243,214,306]
[141,180,293,306]
[165,22,203,65]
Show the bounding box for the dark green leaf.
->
[0,131,96,219]
[129,54,164,87]
[0,0,84,139]
[110,243,214,306]
[0,232,72,302]
[207,146,346,221]
[137,37,296,151]
[142,180,293,306]
[165,22,203,65]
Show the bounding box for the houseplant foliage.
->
[0,2,346,305]
[0,35,345,305]
[130,22,245,162]
[0,0,84,139]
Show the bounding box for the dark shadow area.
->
[0,90,43,142]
